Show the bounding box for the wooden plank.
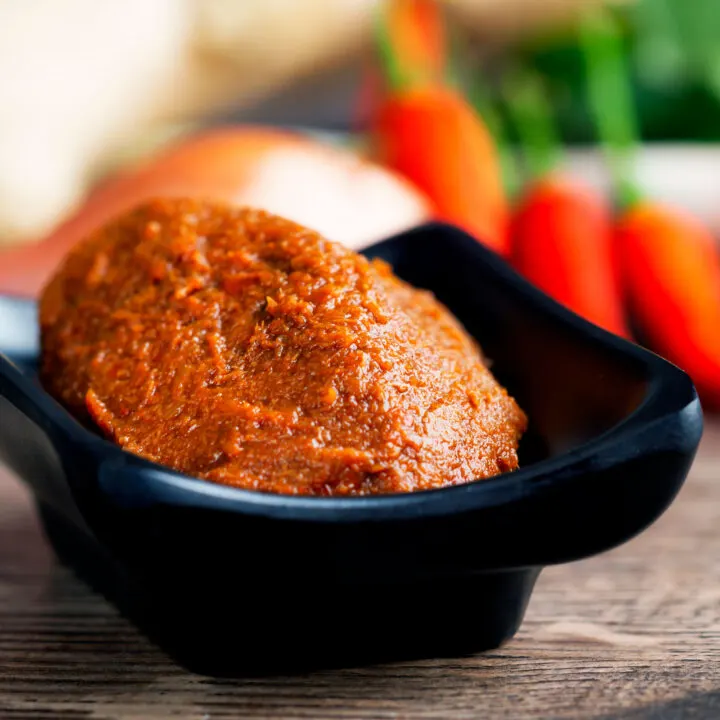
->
[0,424,718,719]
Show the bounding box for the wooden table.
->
[0,426,718,720]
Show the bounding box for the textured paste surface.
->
[41,199,526,495]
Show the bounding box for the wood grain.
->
[0,425,718,720]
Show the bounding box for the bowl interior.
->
[366,225,650,466]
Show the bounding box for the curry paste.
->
[41,199,526,495]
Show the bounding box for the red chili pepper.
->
[368,1,509,254]
[617,203,720,406]
[373,86,510,255]
[581,8,720,405]
[504,68,627,335]
[356,0,445,129]
[513,175,628,336]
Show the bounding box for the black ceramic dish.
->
[0,223,703,675]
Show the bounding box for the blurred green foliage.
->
[508,0,720,142]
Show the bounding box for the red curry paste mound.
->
[40,199,526,495]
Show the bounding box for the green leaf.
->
[668,0,720,102]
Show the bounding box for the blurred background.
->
[0,0,717,250]
[1,0,720,406]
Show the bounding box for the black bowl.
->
[0,223,703,675]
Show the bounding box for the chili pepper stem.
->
[579,7,644,211]
[374,0,447,94]
[501,65,562,184]
[375,4,407,93]
[470,79,521,200]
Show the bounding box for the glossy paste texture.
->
[40,199,526,495]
